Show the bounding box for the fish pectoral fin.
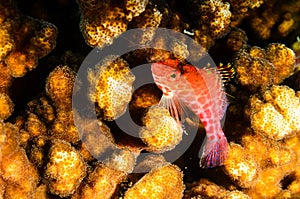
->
[159,94,199,126]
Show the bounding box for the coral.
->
[103,149,137,173]
[133,154,167,173]
[124,164,184,199]
[33,184,48,199]
[0,62,13,93]
[3,0,300,198]
[265,43,296,84]
[234,43,295,91]
[125,0,148,19]
[249,85,300,140]
[78,0,156,48]
[183,178,229,199]
[50,109,79,143]
[241,133,270,167]
[0,93,14,120]
[88,56,135,120]
[223,113,300,198]
[27,97,56,124]
[46,66,76,109]
[45,140,86,197]
[249,0,300,40]
[72,163,126,199]
[25,113,47,137]
[139,106,183,153]
[194,0,231,38]
[130,84,161,109]
[0,121,39,199]
[0,2,57,77]
[75,116,116,159]
[224,190,251,199]
[246,167,284,198]
[224,143,258,188]
[227,0,264,26]
[226,28,248,52]
[190,0,231,57]
[79,6,128,48]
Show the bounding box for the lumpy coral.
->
[234,43,295,91]
[0,2,57,77]
[191,0,232,57]
[139,106,183,153]
[248,0,300,40]
[224,143,258,188]
[72,163,126,199]
[88,56,135,120]
[78,0,155,48]
[2,0,300,198]
[124,164,185,199]
[46,66,76,109]
[249,85,300,140]
[0,121,39,198]
[45,139,86,197]
[0,93,14,120]
[228,0,264,26]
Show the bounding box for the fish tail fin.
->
[199,133,228,168]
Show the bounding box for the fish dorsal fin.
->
[197,67,228,120]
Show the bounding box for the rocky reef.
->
[1,0,300,198]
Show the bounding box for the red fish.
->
[151,59,228,168]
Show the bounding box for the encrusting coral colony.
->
[0,0,300,198]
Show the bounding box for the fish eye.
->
[170,73,176,78]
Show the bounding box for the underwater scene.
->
[1,0,300,198]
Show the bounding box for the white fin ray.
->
[158,94,200,134]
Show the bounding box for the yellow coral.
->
[224,190,251,199]
[45,140,86,197]
[226,28,248,52]
[79,4,128,47]
[124,164,184,199]
[241,133,270,166]
[72,164,126,199]
[198,0,231,38]
[46,66,76,109]
[139,106,183,153]
[235,44,295,91]
[265,43,295,84]
[1,10,58,77]
[0,121,39,199]
[27,97,55,123]
[250,85,300,140]
[0,26,13,61]
[50,109,79,143]
[234,47,274,91]
[125,0,148,19]
[224,143,258,188]
[88,56,135,120]
[184,178,229,198]
[25,113,47,137]
[0,62,13,93]
[33,184,48,199]
[103,149,137,173]
[77,117,116,159]
[247,167,284,198]
[0,93,14,120]
[0,177,5,198]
